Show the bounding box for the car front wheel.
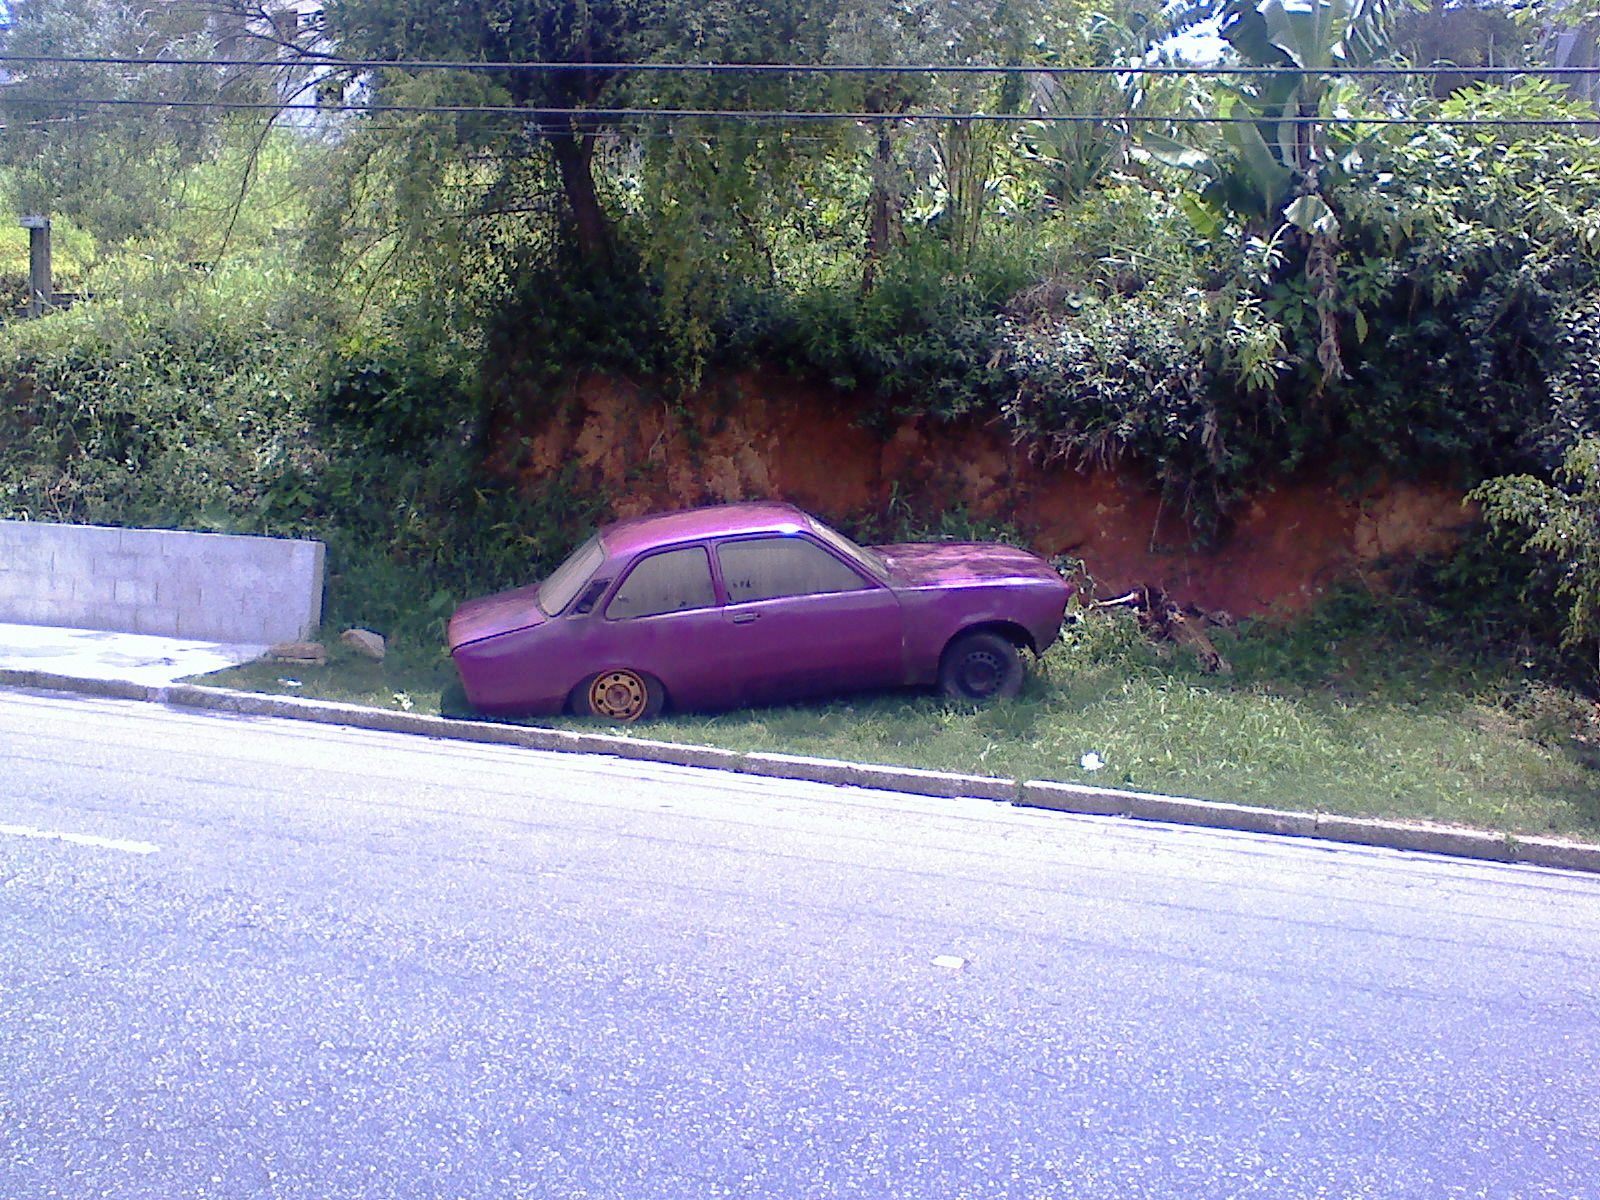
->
[579,669,666,722]
[939,631,1024,702]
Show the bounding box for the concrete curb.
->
[5,666,1598,877]
[1015,781,1600,873]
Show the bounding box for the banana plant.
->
[1144,0,1405,232]
[1139,0,1408,383]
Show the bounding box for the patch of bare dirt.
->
[487,370,1476,618]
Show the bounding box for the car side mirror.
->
[571,579,610,616]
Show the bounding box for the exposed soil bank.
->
[489,371,1474,617]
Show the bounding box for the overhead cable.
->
[3,95,1597,128]
[1,52,1599,79]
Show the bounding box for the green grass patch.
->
[198,601,1600,842]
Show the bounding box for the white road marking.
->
[0,822,159,855]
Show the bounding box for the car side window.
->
[606,547,715,620]
[718,536,870,604]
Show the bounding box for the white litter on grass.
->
[1080,751,1106,771]
[277,678,303,688]
[932,955,967,971]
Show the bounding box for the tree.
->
[1392,0,1539,98]
[823,0,1090,286]
[1019,1,1184,210]
[1528,0,1600,110]
[0,0,307,244]
[325,0,698,266]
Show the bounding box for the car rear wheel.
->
[580,669,666,722]
[939,631,1024,702]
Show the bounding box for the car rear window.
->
[718,536,870,603]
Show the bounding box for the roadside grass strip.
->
[185,609,1600,846]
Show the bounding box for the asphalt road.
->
[2,688,1598,1200]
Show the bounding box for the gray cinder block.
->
[0,520,325,643]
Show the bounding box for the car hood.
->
[448,583,546,652]
[873,542,1067,590]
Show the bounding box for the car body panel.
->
[446,582,545,650]
[719,587,905,706]
[449,502,1072,716]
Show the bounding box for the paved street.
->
[2,687,1598,1200]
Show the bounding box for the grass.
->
[197,597,1600,842]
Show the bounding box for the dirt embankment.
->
[487,370,1475,617]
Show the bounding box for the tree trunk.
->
[862,125,897,294]
[941,120,993,265]
[549,129,611,266]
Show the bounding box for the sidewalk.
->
[0,622,267,687]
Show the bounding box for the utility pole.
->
[19,214,52,318]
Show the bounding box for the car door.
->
[713,534,904,706]
[591,544,741,711]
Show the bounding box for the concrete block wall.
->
[0,520,325,644]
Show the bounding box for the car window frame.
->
[712,532,884,605]
[537,534,606,616]
[602,542,719,622]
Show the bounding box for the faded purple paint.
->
[601,501,808,561]
[448,502,1072,716]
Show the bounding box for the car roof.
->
[600,501,811,560]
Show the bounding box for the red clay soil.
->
[487,370,1476,618]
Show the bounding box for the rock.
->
[340,628,386,661]
[267,641,326,665]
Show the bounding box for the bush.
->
[0,274,605,657]
[1473,437,1600,678]
[0,270,321,528]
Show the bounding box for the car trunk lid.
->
[874,542,1066,589]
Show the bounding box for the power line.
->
[3,95,1598,128]
[2,52,1600,79]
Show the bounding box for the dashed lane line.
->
[0,822,159,855]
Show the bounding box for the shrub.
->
[1473,437,1600,678]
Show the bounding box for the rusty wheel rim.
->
[589,670,648,721]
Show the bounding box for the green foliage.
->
[483,251,671,389]
[0,0,300,244]
[0,274,603,655]
[715,239,1025,417]
[0,268,321,527]
[1474,438,1600,672]
[996,292,1229,525]
[1392,0,1542,99]
[318,324,481,451]
[1152,0,1410,232]
[1540,291,1600,465]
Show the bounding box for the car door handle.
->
[732,611,759,625]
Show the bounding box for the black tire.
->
[578,668,666,722]
[938,631,1024,702]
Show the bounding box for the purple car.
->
[448,502,1072,720]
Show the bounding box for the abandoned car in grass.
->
[447,501,1072,720]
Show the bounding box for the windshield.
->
[537,535,604,615]
[806,515,888,581]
